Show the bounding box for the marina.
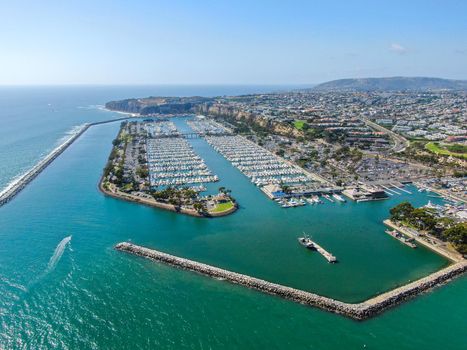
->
[144,120,219,188]
[147,136,219,187]
[204,135,318,187]
[187,117,233,135]
[0,111,464,348]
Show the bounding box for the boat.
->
[289,198,298,207]
[332,193,346,202]
[298,234,337,263]
[298,234,315,249]
[385,229,417,248]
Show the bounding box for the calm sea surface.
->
[0,86,465,349]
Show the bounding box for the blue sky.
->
[0,0,466,84]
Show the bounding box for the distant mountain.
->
[312,77,467,92]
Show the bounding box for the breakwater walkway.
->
[116,242,466,320]
[0,117,132,208]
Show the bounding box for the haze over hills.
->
[312,77,467,92]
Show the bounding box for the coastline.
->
[115,241,467,320]
[99,177,237,218]
[383,219,464,262]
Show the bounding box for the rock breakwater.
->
[0,117,133,208]
[0,124,91,207]
[116,242,466,320]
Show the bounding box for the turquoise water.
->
[0,87,466,349]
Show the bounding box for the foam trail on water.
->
[0,124,86,197]
[46,235,72,272]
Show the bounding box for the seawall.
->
[0,117,133,208]
[115,242,466,320]
[0,124,91,207]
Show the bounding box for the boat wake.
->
[46,235,72,273]
[22,235,73,292]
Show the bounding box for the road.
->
[361,118,410,153]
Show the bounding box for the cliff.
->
[197,103,303,138]
[105,96,212,115]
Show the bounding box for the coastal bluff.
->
[115,242,466,320]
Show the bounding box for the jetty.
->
[0,124,90,207]
[313,241,338,263]
[115,242,466,320]
[0,117,135,208]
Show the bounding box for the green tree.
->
[443,223,467,254]
[389,201,414,221]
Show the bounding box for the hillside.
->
[105,96,211,115]
[312,77,467,92]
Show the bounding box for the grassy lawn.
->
[212,201,234,213]
[425,142,467,159]
[293,120,306,130]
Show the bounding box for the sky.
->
[0,0,466,85]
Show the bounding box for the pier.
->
[381,185,400,195]
[390,183,412,194]
[312,241,337,263]
[115,242,466,320]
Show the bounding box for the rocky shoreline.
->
[115,241,466,320]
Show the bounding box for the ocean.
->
[0,86,465,349]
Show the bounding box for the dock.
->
[115,242,466,320]
[390,183,412,194]
[381,185,400,195]
[312,241,338,263]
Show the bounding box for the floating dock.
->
[390,183,412,194]
[116,242,466,320]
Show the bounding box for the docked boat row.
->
[146,136,219,187]
[145,120,180,138]
[276,197,307,208]
[275,194,347,208]
[187,117,232,135]
[205,135,318,188]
